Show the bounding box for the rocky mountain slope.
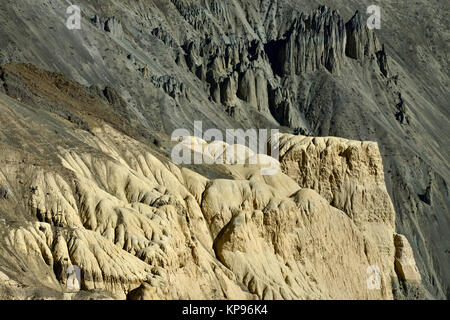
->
[0,85,421,299]
[0,0,448,299]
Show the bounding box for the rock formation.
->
[269,6,347,75]
[0,87,422,298]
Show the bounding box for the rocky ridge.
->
[0,88,422,299]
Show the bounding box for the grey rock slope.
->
[0,0,448,298]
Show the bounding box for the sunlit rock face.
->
[0,86,422,299]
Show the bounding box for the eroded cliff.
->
[0,85,422,299]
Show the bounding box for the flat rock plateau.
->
[0,0,448,299]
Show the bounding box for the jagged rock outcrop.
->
[394,234,422,284]
[345,11,389,77]
[276,134,424,299]
[393,234,424,299]
[345,11,379,61]
[395,92,409,125]
[169,133,425,299]
[92,15,124,40]
[173,5,392,132]
[277,134,395,229]
[183,37,273,114]
[0,88,423,299]
[267,6,347,75]
[151,75,189,100]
